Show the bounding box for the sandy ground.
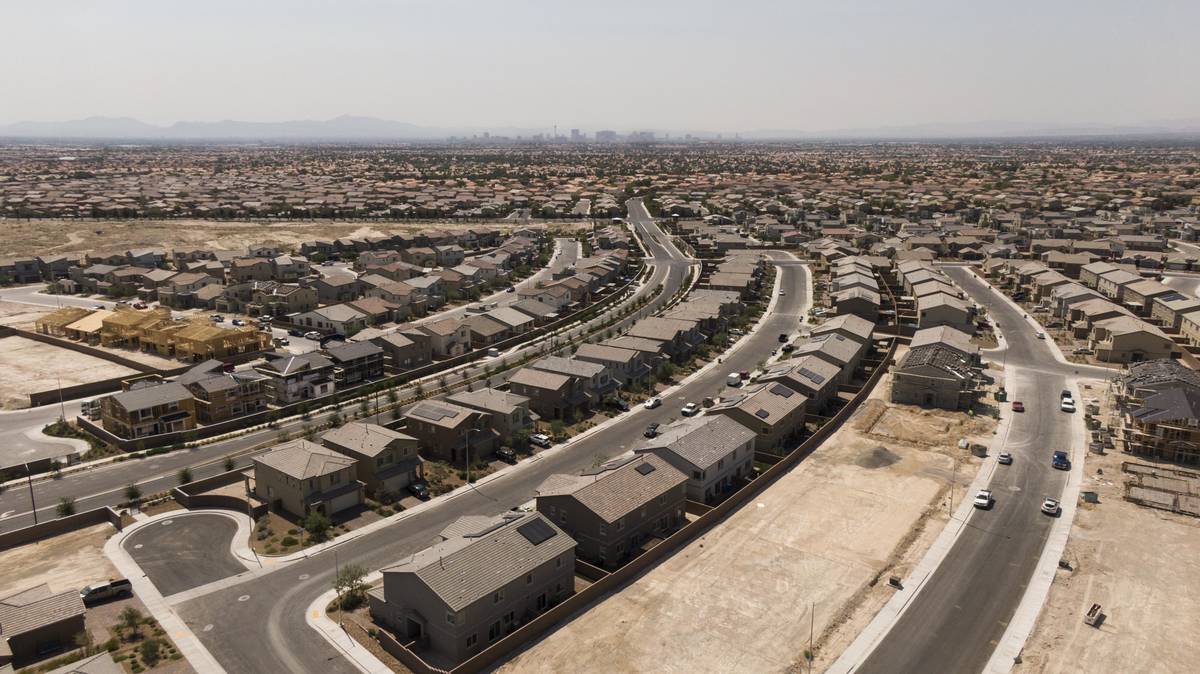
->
[0,298,49,328]
[1,218,588,257]
[1015,382,1200,674]
[0,522,120,597]
[499,371,996,674]
[0,335,140,409]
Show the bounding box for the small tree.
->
[549,420,566,440]
[124,484,142,506]
[139,637,161,665]
[303,510,332,542]
[334,563,369,610]
[118,606,143,641]
[177,467,193,485]
[223,455,236,472]
[56,497,76,518]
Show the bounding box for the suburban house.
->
[1089,315,1180,364]
[708,382,809,450]
[254,352,336,404]
[369,512,575,665]
[445,388,535,444]
[99,381,196,438]
[535,454,687,568]
[916,292,975,334]
[635,415,757,504]
[0,583,86,667]
[529,355,618,400]
[891,343,980,410]
[293,304,369,337]
[573,343,652,387]
[400,399,498,463]
[832,287,881,323]
[757,356,841,411]
[416,318,471,358]
[788,332,865,384]
[326,341,386,386]
[177,360,269,424]
[507,367,591,421]
[252,439,364,519]
[1150,294,1200,332]
[313,276,361,304]
[624,317,703,362]
[1114,359,1200,465]
[320,422,423,498]
[370,329,434,370]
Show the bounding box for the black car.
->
[781,343,795,352]
[778,333,789,343]
[1061,389,1072,400]
[408,482,431,500]
[644,423,660,438]
[496,447,518,464]
[609,397,630,412]
[506,286,516,292]
[288,328,304,337]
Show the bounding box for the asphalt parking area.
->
[123,513,248,596]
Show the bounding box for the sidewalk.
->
[306,573,391,674]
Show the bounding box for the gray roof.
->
[403,399,478,429]
[760,356,840,390]
[910,325,978,358]
[507,367,571,391]
[110,381,192,411]
[1132,386,1200,425]
[535,454,686,524]
[791,332,862,366]
[810,314,875,342]
[636,415,756,470]
[530,355,605,380]
[321,421,416,459]
[709,382,808,426]
[1121,359,1200,391]
[445,387,530,416]
[897,344,975,379]
[0,583,85,638]
[260,351,333,375]
[255,439,356,480]
[381,512,574,612]
[326,341,384,362]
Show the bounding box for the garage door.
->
[329,489,361,514]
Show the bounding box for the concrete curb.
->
[104,510,236,674]
[305,573,391,674]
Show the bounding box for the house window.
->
[526,573,533,584]
[466,634,477,648]
[330,472,341,485]
[488,620,501,642]
[493,589,504,603]
[692,470,701,480]
[598,524,606,536]
[717,459,724,469]
[616,518,624,531]
[658,494,665,505]
[556,556,562,569]
[503,610,514,624]
[446,611,459,625]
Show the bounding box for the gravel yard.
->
[0,335,139,409]
[498,372,995,674]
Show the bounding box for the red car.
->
[1012,401,1025,412]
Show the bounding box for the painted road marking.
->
[162,519,173,526]
[238,594,250,602]
[202,624,213,632]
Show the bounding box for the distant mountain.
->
[0,115,532,141]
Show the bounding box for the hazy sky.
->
[3,0,1197,132]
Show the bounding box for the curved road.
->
[173,204,808,673]
[851,267,1112,674]
[124,512,247,597]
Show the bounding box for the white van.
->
[726,373,742,387]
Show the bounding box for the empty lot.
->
[0,335,139,408]
[0,523,119,597]
[499,371,995,674]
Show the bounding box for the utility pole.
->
[56,377,67,424]
[25,463,38,525]
[809,601,814,674]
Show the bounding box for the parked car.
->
[231,319,245,326]
[1035,331,1045,339]
[778,333,789,343]
[1060,398,1075,413]
[288,328,304,337]
[487,347,501,358]
[1073,347,1093,355]
[210,315,224,322]
[998,451,1013,465]
[726,373,743,387]
[643,397,662,410]
[92,304,105,310]
[973,489,994,509]
[609,397,630,412]
[1041,497,1061,516]
[80,579,132,605]
[1061,389,1072,399]
[781,343,795,353]
[1052,450,1071,470]
[496,447,518,464]
[740,371,750,380]
[131,302,147,309]
[681,402,700,416]
[506,286,516,293]
[304,331,322,340]
[644,423,660,438]
[779,290,786,296]
[1012,401,1025,413]
[530,433,553,448]
[407,482,430,500]
[272,337,290,347]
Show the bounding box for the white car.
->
[1041,497,1061,516]
[643,397,662,410]
[973,489,994,509]
[304,331,322,340]
[998,451,1013,465]
[680,402,700,416]
[529,433,553,449]
[1060,398,1076,413]
[1035,332,1046,339]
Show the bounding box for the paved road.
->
[1162,271,1200,299]
[0,222,653,530]
[124,513,247,597]
[173,204,806,674]
[853,267,1109,674]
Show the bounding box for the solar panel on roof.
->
[635,462,656,475]
[798,367,825,384]
[771,385,794,398]
[409,403,454,421]
[755,409,770,419]
[517,518,557,546]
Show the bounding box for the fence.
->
[375,260,901,674]
[0,506,124,551]
[172,468,268,518]
[76,265,646,451]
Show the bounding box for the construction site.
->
[36,306,272,362]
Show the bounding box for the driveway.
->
[123,512,248,597]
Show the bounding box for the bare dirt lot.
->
[1,218,587,258]
[0,523,119,597]
[1015,388,1200,674]
[0,298,49,328]
[0,335,139,409]
[499,371,997,674]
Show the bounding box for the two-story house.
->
[252,439,364,519]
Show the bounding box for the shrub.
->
[56,497,76,517]
[139,638,161,666]
[281,536,298,547]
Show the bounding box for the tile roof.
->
[535,454,686,524]
[255,439,356,479]
[636,415,756,470]
[0,583,85,638]
[321,422,416,458]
